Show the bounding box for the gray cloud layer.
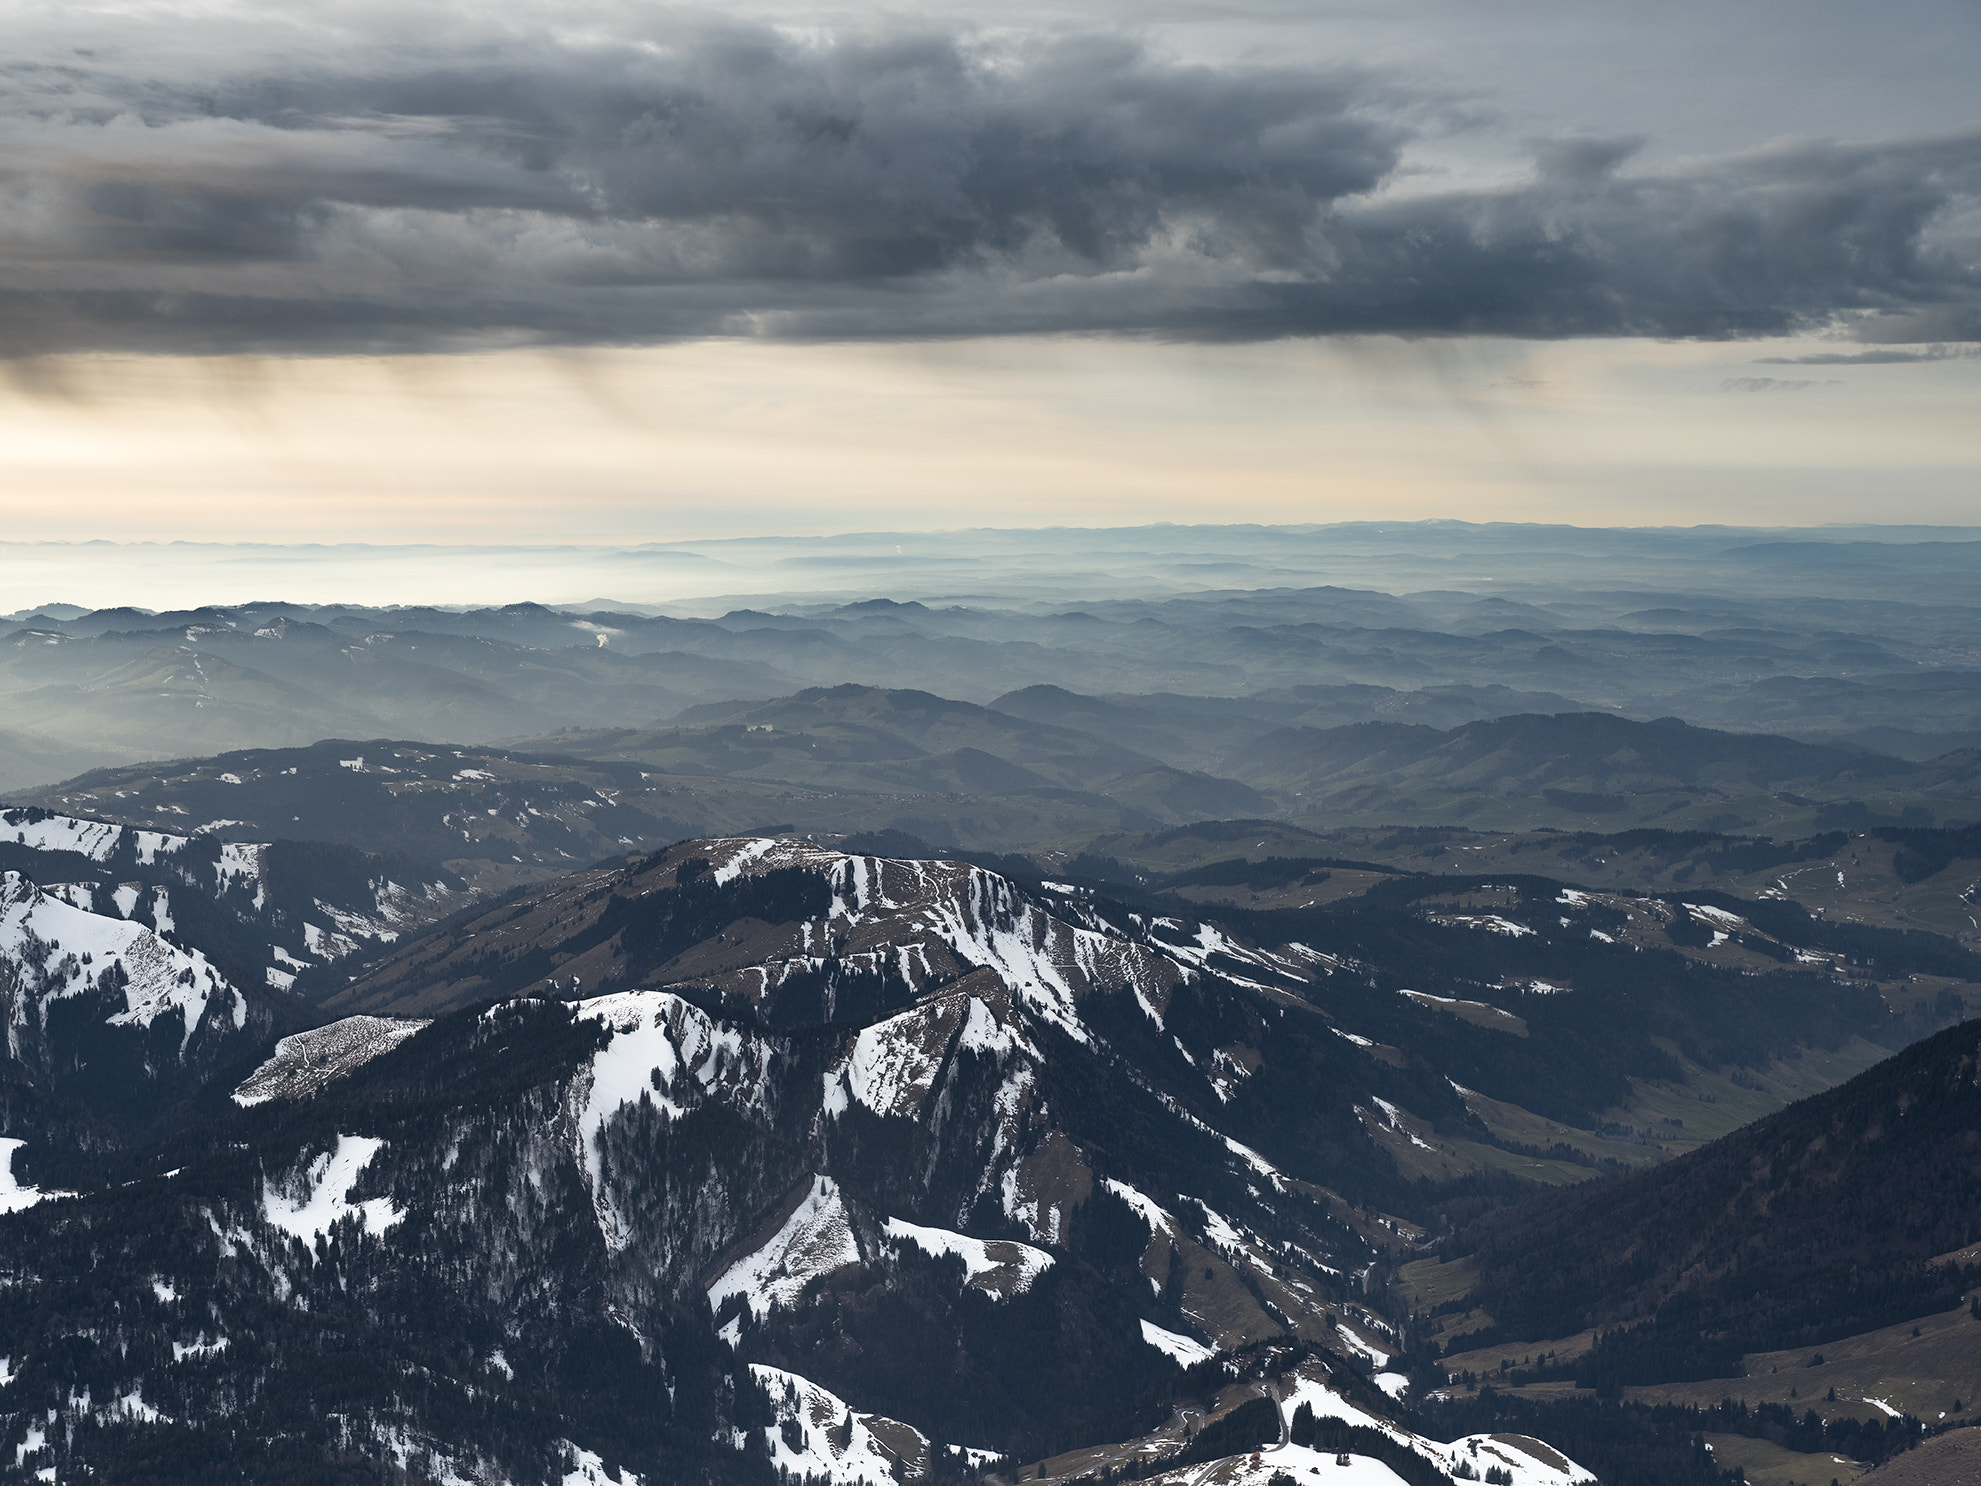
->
[1758,343,1981,364]
[1,13,1977,355]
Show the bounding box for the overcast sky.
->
[1,0,1976,544]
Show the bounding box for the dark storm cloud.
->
[0,16,1976,355]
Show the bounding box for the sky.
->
[0,0,1976,546]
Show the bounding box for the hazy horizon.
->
[6,518,1980,614]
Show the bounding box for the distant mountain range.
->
[10,573,1981,795]
[1217,710,1981,833]
[445,689,1981,836]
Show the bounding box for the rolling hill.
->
[1434,1018,1981,1399]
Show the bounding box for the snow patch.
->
[113,1387,167,1423]
[0,873,238,1056]
[956,995,1021,1058]
[1439,1434,1597,1485]
[1397,988,1524,1031]
[752,1365,905,1486]
[563,1442,643,1486]
[709,1175,861,1320]
[1197,1202,1246,1252]
[710,837,778,885]
[1328,1319,1392,1368]
[1140,1320,1214,1367]
[233,1016,429,1106]
[0,1138,67,1215]
[883,1217,1054,1297]
[571,991,763,1248]
[1433,913,1535,937]
[261,1135,402,1249]
[1367,1099,1433,1150]
[1102,1177,1177,1236]
[1685,902,1747,929]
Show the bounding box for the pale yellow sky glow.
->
[2,335,1975,545]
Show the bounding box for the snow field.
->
[1141,1319,1214,1367]
[0,809,269,897]
[571,990,766,1249]
[1275,1374,1595,1486]
[709,1175,861,1320]
[261,1135,403,1248]
[751,1364,915,1486]
[2,810,125,862]
[835,997,969,1120]
[1152,1443,1411,1486]
[1,872,242,1055]
[882,1216,1054,1297]
[0,1137,67,1214]
[562,1441,644,1486]
[1441,1435,1597,1485]
[1684,902,1747,929]
[1432,914,1535,937]
[232,1015,429,1106]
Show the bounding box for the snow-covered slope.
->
[673,836,1318,1039]
[1068,1363,1595,1486]
[1145,1438,1591,1486]
[0,836,1607,1485]
[1283,1368,1595,1485]
[262,1134,404,1247]
[711,1176,862,1320]
[233,1015,430,1106]
[0,1136,68,1215]
[0,870,263,1131]
[331,834,1318,1026]
[1,871,243,1056]
[882,1216,1053,1299]
[326,838,1403,1343]
[752,1364,932,1486]
[1,803,464,1001]
[0,804,472,1131]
